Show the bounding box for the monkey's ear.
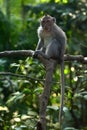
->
[52,17,56,23]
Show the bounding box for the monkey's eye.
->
[46,19,50,23]
[42,20,45,23]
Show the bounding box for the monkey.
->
[33,14,67,125]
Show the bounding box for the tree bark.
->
[0,50,87,63]
[36,57,57,130]
[0,50,87,129]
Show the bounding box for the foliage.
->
[0,0,87,130]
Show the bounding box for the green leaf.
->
[47,105,59,111]
[64,127,78,130]
[84,95,87,100]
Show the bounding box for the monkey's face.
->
[41,15,56,31]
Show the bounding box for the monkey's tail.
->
[59,60,65,126]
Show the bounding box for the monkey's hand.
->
[33,50,50,60]
[33,50,42,58]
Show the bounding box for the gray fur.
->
[34,15,67,125]
[35,15,66,62]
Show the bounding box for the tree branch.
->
[64,54,87,63]
[0,50,34,58]
[0,50,87,63]
[36,58,57,130]
[0,72,59,84]
[0,72,45,82]
[0,50,87,130]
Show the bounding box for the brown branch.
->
[36,57,57,130]
[0,50,34,58]
[0,50,87,63]
[64,54,87,63]
[0,72,59,84]
[0,72,45,82]
[0,72,45,86]
[0,50,87,130]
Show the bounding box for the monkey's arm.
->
[33,38,43,58]
[33,38,49,59]
[35,38,44,50]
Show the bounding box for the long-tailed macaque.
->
[34,14,67,124]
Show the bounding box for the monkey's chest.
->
[44,37,53,48]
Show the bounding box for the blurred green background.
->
[0,0,87,129]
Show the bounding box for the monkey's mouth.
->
[43,26,51,31]
[42,24,51,31]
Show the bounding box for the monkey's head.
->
[40,15,56,31]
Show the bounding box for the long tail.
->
[59,60,65,126]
